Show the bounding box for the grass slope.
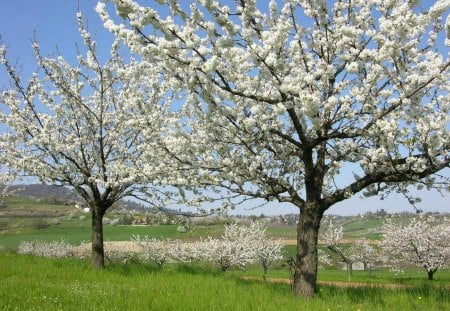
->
[1,196,73,213]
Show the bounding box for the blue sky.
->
[0,1,448,216]
[0,1,113,77]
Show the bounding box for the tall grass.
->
[1,252,449,310]
[233,263,450,287]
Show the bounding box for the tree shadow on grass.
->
[317,285,385,306]
[175,263,222,277]
[105,261,162,277]
[317,283,450,307]
[230,274,292,296]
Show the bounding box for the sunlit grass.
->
[1,252,449,311]
[232,265,450,288]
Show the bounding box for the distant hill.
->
[9,184,152,212]
[10,184,80,205]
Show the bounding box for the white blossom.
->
[0,14,175,268]
[381,216,450,280]
[132,236,172,267]
[349,238,379,276]
[18,240,74,258]
[98,0,450,208]
[97,0,450,296]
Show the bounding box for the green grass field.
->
[234,265,450,287]
[0,196,213,250]
[0,222,186,251]
[2,196,450,309]
[1,252,449,310]
[0,196,295,251]
[1,195,408,252]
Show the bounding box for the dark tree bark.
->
[326,244,353,278]
[427,270,435,281]
[364,262,373,277]
[91,205,106,269]
[291,206,323,297]
[346,261,353,277]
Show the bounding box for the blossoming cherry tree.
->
[0,13,172,268]
[98,0,450,296]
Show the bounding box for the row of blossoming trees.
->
[133,222,284,273]
[18,222,284,274]
[324,217,450,280]
[1,0,450,297]
[17,217,450,281]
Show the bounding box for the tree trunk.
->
[346,261,353,277]
[427,270,434,280]
[292,208,323,297]
[262,262,268,275]
[91,207,105,269]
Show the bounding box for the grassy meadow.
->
[1,252,450,311]
[0,222,184,251]
[1,196,450,310]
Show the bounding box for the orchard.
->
[1,0,449,298]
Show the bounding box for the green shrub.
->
[31,219,49,230]
[0,220,8,230]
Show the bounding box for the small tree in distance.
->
[381,216,450,280]
[195,222,283,272]
[349,238,379,277]
[0,13,172,268]
[253,227,283,275]
[323,220,354,277]
[98,0,450,296]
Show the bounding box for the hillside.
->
[5,184,149,212]
[9,184,80,205]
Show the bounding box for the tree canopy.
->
[0,13,173,268]
[98,0,450,296]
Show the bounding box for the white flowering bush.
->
[106,250,137,264]
[323,220,354,275]
[255,238,284,274]
[349,238,379,276]
[317,250,332,270]
[17,240,74,258]
[246,222,283,274]
[16,222,283,273]
[132,235,172,267]
[323,221,380,276]
[381,217,450,280]
[198,237,253,271]
[166,240,196,263]
[198,222,283,272]
[73,242,91,259]
[73,241,140,263]
[105,244,140,264]
[130,222,283,272]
